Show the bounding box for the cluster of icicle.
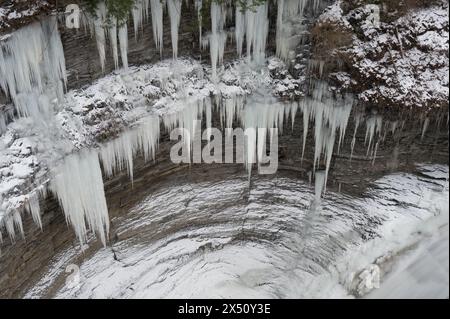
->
[0,16,67,124]
[80,1,129,71]
[1,74,419,249]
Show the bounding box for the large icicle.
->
[195,0,203,49]
[50,150,110,247]
[235,4,246,57]
[167,0,182,59]
[0,17,67,119]
[150,0,164,54]
[93,2,108,72]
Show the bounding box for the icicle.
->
[372,142,379,166]
[300,101,310,162]
[150,0,164,54]
[0,17,67,119]
[390,121,398,136]
[313,0,321,13]
[365,115,383,157]
[220,94,245,129]
[26,192,42,230]
[242,90,295,177]
[163,96,207,159]
[314,170,326,204]
[303,82,353,188]
[99,116,160,183]
[132,0,150,38]
[350,112,363,161]
[421,117,429,140]
[308,59,325,78]
[195,0,203,49]
[118,24,129,69]
[209,2,227,80]
[109,18,119,70]
[50,150,109,247]
[235,3,245,57]
[94,2,108,72]
[276,0,308,63]
[245,2,269,64]
[167,0,182,59]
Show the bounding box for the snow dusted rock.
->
[312,0,449,111]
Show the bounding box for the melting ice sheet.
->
[24,165,449,299]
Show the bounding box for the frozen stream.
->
[23,164,449,299]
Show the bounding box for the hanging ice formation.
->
[93,2,108,72]
[132,0,150,38]
[0,210,24,244]
[0,16,67,119]
[364,115,383,157]
[195,0,203,49]
[86,1,129,71]
[50,150,110,247]
[167,0,182,59]
[300,82,353,189]
[150,0,164,54]
[421,117,430,140]
[243,90,297,177]
[119,24,129,69]
[276,0,308,63]
[99,116,160,183]
[235,3,245,57]
[208,2,228,80]
[0,184,49,247]
[109,18,120,69]
[350,112,363,160]
[244,2,269,64]
[314,170,326,204]
[108,18,130,70]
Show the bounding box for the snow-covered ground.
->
[24,164,449,299]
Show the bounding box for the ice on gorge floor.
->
[23,164,449,299]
